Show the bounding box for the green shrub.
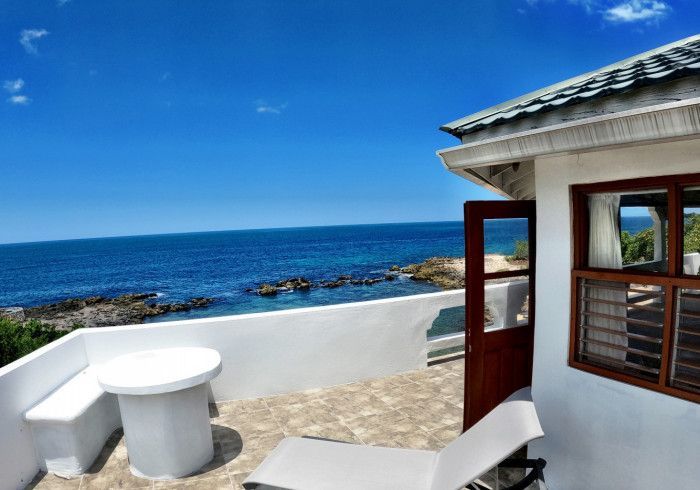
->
[620,228,656,265]
[0,318,81,367]
[507,240,529,262]
[684,214,700,254]
[619,214,700,266]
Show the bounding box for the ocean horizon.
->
[0,217,651,323]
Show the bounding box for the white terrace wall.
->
[0,332,88,489]
[531,138,700,490]
[82,291,464,401]
[0,290,463,489]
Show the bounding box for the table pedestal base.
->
[118,384,214,480]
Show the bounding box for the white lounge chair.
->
[243,387,545,490]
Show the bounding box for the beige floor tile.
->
[214,398,268,417]
[373,383,438,407]
[216,409,281,441]
[268,400,340,430]
[153,473,232,489]
[312,382,371,399]
[430,422,462,444]
[81,431,153,489]
[25,472,82,489]
[282,420,361,443]
[357,417,443,450]
[342,408,409,438]
[361,373,415,391]
[225,446,271,476]
[225,431,285,476]
[397,398,463,431]
[217,430,284,477]
[229,472,250,490]
[150,441,230,486]
[262,388,322,407]
[401,367,446,383]
[441,391,465,408]
[320,391,393,421]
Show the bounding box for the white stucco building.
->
[437,34,700,489]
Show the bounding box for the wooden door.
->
[464,200,536,429]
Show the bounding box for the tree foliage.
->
[0,318,81,367]
[684,214,700,254]
[620,228,656,265]
[620,213,700,265]
[507,240,529,262]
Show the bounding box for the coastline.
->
[0,253,527,329]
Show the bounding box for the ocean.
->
[0,217,651,334]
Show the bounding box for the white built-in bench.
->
[24,366,122,477]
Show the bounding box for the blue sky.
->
[1,1,698,244]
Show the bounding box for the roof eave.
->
[437,98,700,171]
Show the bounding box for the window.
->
[570,174,700,404]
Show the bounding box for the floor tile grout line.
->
[263,398,288,436]
[340,417,367,445]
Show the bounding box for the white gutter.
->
[436,97,700,170]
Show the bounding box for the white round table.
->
[98,347,222,480]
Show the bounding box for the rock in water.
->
[257,284,278,296]
[20,293,215,330]
[401,257,465,290]
[275,277,312,290]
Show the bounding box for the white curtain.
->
[586,194,627,362]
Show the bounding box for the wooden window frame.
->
[569,172,700,404]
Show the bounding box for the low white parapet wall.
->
[82,290,465,401]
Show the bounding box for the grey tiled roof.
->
[441,34,700,138]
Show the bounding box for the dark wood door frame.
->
[464,200,537,430]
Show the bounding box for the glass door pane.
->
[483,218,529,272]
[483,217,530,331]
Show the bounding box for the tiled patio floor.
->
[28,359,527,489]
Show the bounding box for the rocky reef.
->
[400,257,465,290]
[253,273,394,295]
[0,294,215,330]
[250,257,467,296]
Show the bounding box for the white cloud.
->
[604,0,670,22]
[522,0,671,23]
[255,100,287,114]
[20,29,49,54]
[3,79,25,93]
[57,0,72,6]
[7,95,31,105]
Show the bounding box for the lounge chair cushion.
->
[243,437,437,490]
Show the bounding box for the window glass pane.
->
[576,277,665,382]
[586,190,668,273]
[683,186,700,275]
[671,288,700,393]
